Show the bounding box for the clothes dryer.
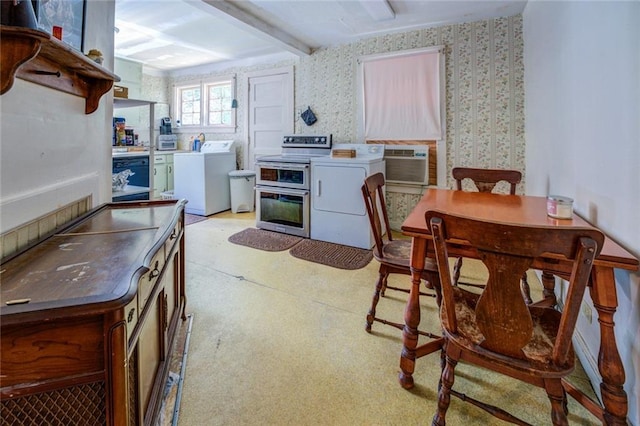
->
[310,144,385,249]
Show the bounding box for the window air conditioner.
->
[383,146,429,186]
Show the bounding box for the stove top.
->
[281,134,331,149]
[256,134,332,164]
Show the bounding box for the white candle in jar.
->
[547,195,573,219]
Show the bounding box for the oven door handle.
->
[256,163,309,171]
[257,187,309,197]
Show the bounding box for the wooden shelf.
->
[0,25,120,114]
[114,98,156,109]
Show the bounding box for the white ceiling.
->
[114,0,527,72]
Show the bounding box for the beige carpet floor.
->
[173,211,600,425]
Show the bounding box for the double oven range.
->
[255,135,332,237]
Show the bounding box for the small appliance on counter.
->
[157,135,177,151]
[160,117,172,135]
[157,117,178,150]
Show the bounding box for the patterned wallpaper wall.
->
[293,15,525,226]
[296,15,524,169]
[143,14,524,227]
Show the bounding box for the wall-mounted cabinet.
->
[0,26,118,114]
[114,58,142,100]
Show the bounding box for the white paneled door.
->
[245,66,294,170]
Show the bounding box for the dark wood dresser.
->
[1,200,187,425]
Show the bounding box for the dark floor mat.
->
[228,228,303,252]
[185,214,207,226]
[289,239,373,270]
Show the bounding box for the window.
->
[357,47,445,141]
[174,76,236,131]
[178,84,201,126]
[206,82,234,126]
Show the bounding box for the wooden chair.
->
[451,167,533,302]
[452,167,521,194]
[361,172,441,336]
[426,210,604,426]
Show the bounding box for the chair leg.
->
[520,271,533,305]
[425,271,442,307]
[380,269,389,297]
[365,265,389,332]
[452,257,463,286]
[437,339,448,393]
[544,379,569,426]
[432,345,458,426]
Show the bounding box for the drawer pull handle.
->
[127,308,135,323]
[170,230,177,240]
[5,298,31,305]
[149,260,160,279]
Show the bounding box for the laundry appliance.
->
[173,141,236,216]
[310,144,385,249]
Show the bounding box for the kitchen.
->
[1,0,639,424]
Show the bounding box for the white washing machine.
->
[173,141,237,216]
[310,144,385,249]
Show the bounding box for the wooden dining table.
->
[399,188,639,425]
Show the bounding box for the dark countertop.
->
[0,201,184,320]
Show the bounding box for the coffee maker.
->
[160,117,172,135]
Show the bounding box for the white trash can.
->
[228,170,256,213]
[160,190,175,200]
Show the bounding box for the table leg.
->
[589,265,628,425]
[399,236,427,389]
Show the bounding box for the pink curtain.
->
[363,51,441,140]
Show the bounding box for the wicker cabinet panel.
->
[1,382,106,426]
[137,290,163,421]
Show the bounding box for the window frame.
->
[173,75,237,133]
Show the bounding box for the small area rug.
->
[228,228,303,251]
[185,214,207,226]
[289,239,373,270]
[227,228,373,270]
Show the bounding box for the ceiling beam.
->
[359,0,395,21]
[199,0,313,57]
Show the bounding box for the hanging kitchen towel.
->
[301,106,317,126]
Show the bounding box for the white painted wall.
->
[523,1,640,423]
[0,1,115,233]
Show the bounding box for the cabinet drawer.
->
[138,247,165,311]
[154,155,166,164]
[124,295,138,344]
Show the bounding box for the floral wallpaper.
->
[142,15,525,228]
[293,15,525,227]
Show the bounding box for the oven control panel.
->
[282,135,332,148]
